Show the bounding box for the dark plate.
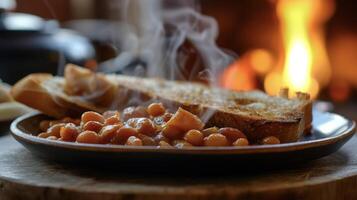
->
[10,111,356,169]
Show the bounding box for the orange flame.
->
[264,0,334,99]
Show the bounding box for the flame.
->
[264,0,334,99]
[279,0,314,96]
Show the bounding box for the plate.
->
[10,111,356,169]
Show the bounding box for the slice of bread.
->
[11,64,312,143]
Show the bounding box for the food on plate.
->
[11,64,312,144]
[37,104,281,147]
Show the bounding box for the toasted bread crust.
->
[207,112,303,143]
[11,65,312,143]
[11,74,97,118]
[10,73,64,118]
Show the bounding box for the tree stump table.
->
[0,132,357,200]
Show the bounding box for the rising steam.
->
[99,0,235,86]
[53,0,236,122]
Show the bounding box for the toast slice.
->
[11,64,312,143]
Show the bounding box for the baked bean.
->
[82,121,103,133]
[47,123,65,138]
[162,125,182,140]
[60,123,79,141]
[184,130,204,146]
[165,108,204,132]
[103,110,120,119]
[81,111,104,124]
[204,133,229,146]
[162,113,173,122]
[111,126,138,144]
[137,134,156,146]
[233,138,249,146]
[126,136,143,146]
[39,120,50,132]
[76,131,101,144]
[100,124,122,143]
[105,116,121,125]
[158,141,172,148]
[38,132,50,138]
[47,136,58,140]
[262,136,280,145]
[147,103,165,117]
[126,118,136,127]
[202,127,219,137]
[126,118,156,136]
[173,140,193,148]
[122,106,148,121]
[135,118,156,136]
[218,128,246,143]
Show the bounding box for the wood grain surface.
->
[0,132,357,200]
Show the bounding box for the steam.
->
[58,0,236,121]
[164,8,234,83]
[99,0,235,85]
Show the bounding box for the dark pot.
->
[0,9,96,84]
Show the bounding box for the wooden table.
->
[1,132,357,200]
